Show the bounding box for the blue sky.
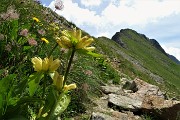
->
[41,0,180,60]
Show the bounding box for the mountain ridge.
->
[111,28,180,64]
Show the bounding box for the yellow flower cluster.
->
[32,56,76,91]
[56,28,95,51]
[31,56,60,72]
[41,38,49,44]
[33,17,40,22]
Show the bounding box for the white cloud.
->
[48,0,180,60]
[102,0,180,26]
[80,0,102,7]
[49,0,101,26]
[49,0,180,31]
[162,45,180,61]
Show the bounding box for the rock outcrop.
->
[111,31,125,48]
[91,78,180,120]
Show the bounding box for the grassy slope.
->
[120,29,180,88]
[2,0,179,98]
[1,0,180,118]
[96,29,180,98]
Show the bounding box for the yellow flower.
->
[52,71,64,90]
[56,28,95,51]
[56,36,72,49]
[41,38,49,44]
[63,84,77,91]
[33,17,40,22]
[31,56,60,72]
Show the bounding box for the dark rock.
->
[111,32,125,47]
[149,39,167,55]
[121,78,137,92]
[168,54,180,64]
[142,95,180,120]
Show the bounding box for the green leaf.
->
[8,116,28,120]
[77,49,103,58]
[0,94,3,115]
[18,37,27,45]
[54,93,71,116]
[14,78,28,96]
[10,19,18,40]
[45,93,71,119]
[86,51,103,58]
[5,97,44,117]
[23,46,31,51]
[0,74,16,94]
[41,88,56,115]
[28,72,44,96]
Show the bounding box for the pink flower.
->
[19,29,28,36]
[38,29,45,35]
[0,6,19,20]
[54,0,64,10]
[28,38,37,46]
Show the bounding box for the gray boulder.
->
[108,94,142,112]
[100,85,123,95]
[134,78,164,98]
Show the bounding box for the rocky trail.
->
[90,78,180,120]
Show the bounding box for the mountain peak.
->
[111,28,180,64]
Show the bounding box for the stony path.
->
[90,78,180,120]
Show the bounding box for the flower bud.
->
[63,84,77,91]
[84,47,95,52]
[52,71,64,90]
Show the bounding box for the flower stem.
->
[37,74,47,118]
[63,48,75,86]
[48,43,58,57]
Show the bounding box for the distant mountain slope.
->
[94,29,180,98]
[109,29,180,93]
[168,54,180,64]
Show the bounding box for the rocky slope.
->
[91,78,180,120]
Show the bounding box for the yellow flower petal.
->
[31,57,42,72]
[49,59,60,72]
[63,83,77,91]
[84,47,95,52]
[42,58,49,71]
[76,29,82,40]
[33,17,40,22]
[61,30,70,37]
[41,38,49,44]
[52,71,64,90]
[57,36,72,49]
